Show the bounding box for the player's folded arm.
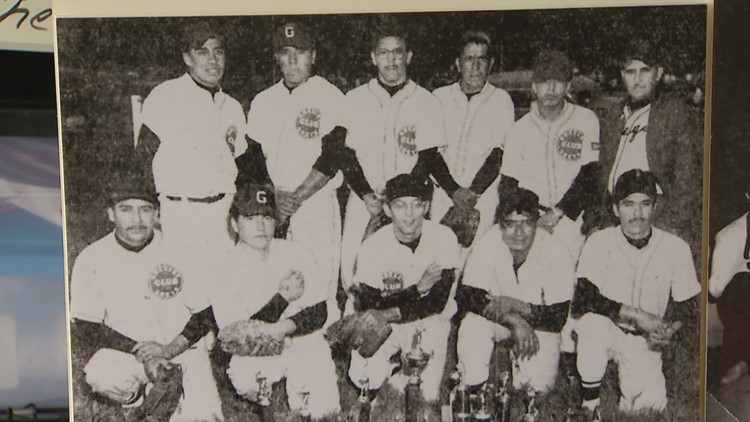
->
[570,277,622,321]
[288,301,328,337]
[555,162,603,221]
[469,147,503,195]
[412,147,460,196]
[313,125,374,199]
[354,283,421,313]
[71,318,138,357]
[455,283,490,315]
[235,135,271,187]
[527,301,570,333]
[180,306,219,345]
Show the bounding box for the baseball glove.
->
[362,213,391,242]
[440,205,480,247]
[325,310,392,358]
[218,320,285,357]
[126,363,183,422]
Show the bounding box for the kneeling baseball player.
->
[455,187,575,395]
[69,170,223,421]
[336,173,460,416]
[571,169,700,417]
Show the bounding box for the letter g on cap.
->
[256,190,267,204]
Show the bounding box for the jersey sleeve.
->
[435,227,461,270]
[499,126,525,181]
[709,221,745,298]
[491,91,516,150]
[575,231,607,289]
[294,243,328,307]
[579,108,601,165]
[542,237,576,304]
[230,101,248,158]
[415,94,447,152]
[352,237,384,289]
[461,230,501,292]
[69,250,106,323]
[246,97,266,148]
[670,237,701,302]
[140,85,168,136]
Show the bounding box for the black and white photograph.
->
[55,2,709,421]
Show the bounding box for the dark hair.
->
[458,30,492,58]
[370,21,410,52]
[495,188,542,225]
[182,20,224,53]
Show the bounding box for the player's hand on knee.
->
[363,192,384,217]
[417,264,442,294]
[647,320,683,350]
[143,357,170,382]
[451,187,478,210]
[133,341,169,363]
[506,315,539,360]
[633,309,668,335]
[279,269,305,302]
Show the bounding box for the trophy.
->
[255,372,273,422]
[565,371,581,422]
[449,368,472,422]
[471,383,492,421]
[348,378,372,422]
[493,371,512,422]
[299,390,312,422]
[521,387,539,422]
[404,328,431,422]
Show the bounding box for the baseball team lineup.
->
[62,13,706,422]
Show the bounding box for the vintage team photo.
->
[56,4,708,421]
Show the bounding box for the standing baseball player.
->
[341,25,471,301]
[244,22,379,324]
[136,21,246,253]
[499,50,601,261]
[598,37,703,253]
[708,186,750,385]
[346,173,461,414]
[455,187,574,394]
[571,169,700,417]
[432,30,515,253]
[69,169,223,421]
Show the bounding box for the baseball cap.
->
[613,169,659,203]
[621,37,659,66]
[182,21,224,52]
[230,184,276,218]
[384,173,433,202]
[532,50,573,83]
[495,187,543,223]
[462,30,491,47]
[273,22,314,51]
[108,168,158,206]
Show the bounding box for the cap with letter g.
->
[613,169,658,202]
[230,184,276,218]
[273,22,314,51]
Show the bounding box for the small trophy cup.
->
[565,371,580,422]
[351,378,372,422]
[472,383,492,421]
[492,371,512,422]
[299,390,312,422]
[449,368,472,422]
[521,387,539,422]
[256,372,273,422]
[404,329,431,422]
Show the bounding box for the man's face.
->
[183,38,225,88]
[456,42,493,93]
[371,36,412,86]
[531,79,569,109]
[276,46,315,89]
[499,211,537,253]
[621,59,663,102]
[384,196,428,240]
[614,192,655,239]
[108,199,158,248]
[232,214,276,251]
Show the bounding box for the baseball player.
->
[341,26,471,302]
[708,187,750,385]
[347,173,461,410]
[455,187,574,394]
[498,50,600,261]
[159,184,339,418]
[244,22,374,324]
[68,169,223,421]
[571,169,700,416]
[432,30,515,253]
[135,21,246,253]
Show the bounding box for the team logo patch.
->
[556,129,584,161]
[381,271,404,297]
[148,263,183,299]
[225,125,238,154]
[591,142,600,151]
[296,108,321,139]
[397,125,418,156]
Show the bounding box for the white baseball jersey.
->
[208,239,327,331]
[70,231,206,345]
[462,226,575,306]
[246,75,344,192]
[500,101,600,208]
[709,212,750,298]
[344,79,446,192]
[353,220,461,319]
[140,73,247,197]
[576,226,700,325]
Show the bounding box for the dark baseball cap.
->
[273,22,313,51]
[613,169,659,202]
[621,37,659,66]
[108,169,158,206]
[182,21,224,52]
[385,173,433,202]
[532,50,573,83]
[230,184,276,218]
[495,187,543,223]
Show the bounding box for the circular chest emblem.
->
[381,271,404,297]
[296,108,321,139]
[397,125,418,156]
[148,263,183,299]
[556,129,584,161]
[225,125,238,154]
